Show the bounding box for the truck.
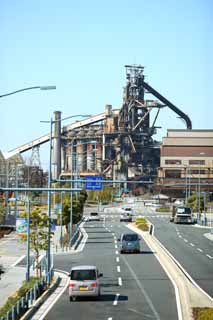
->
[170,206,194,224]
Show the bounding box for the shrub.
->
[156,207,170,212]
[137,223,149,231]
[135,218,149,231]
[193,308,213,320]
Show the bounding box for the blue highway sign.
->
[85,176,103,190]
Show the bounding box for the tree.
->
[56,189,88,234]
[0,196,6,224]
[187,194,204,212]
[20,207,53,278]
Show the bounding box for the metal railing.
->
[0,270,54,320]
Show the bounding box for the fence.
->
[0,270,54,320]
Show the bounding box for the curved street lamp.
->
[0,85,56,98]
[40,113,92,282]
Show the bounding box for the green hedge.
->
[0,277,41,318]
[155,207,170,212]
[193,308,213,320]
[135,218,149,231]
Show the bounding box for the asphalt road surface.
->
[142,206,213,298]
[45,209,178,320]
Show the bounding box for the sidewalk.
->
[0,224,81,310]
[0,233,26,308]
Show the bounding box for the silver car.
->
[119,233,141,253]
[68,265,103,301]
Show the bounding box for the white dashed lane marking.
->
[113,293,120,306]
[118,277,122,286]
[190,243,195,247]
[197,248,203,252]
[117,266,121,273]
[116,257,119,263]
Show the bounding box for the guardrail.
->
[69,219,84,249]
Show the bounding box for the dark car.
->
[119,233,141,253]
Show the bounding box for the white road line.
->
[206,254,213,259]
[114,240,117,244]
[113,293,120,306]
[184,239,188,243]
[121,256,161,320]
[118,277,122,286]
[117,265,120,273]
[190,243,195,247]
[179,235,182,238]
[115,250,119,255]
[116,257,119,263]
[197,248,203,252]
[108,318,112,320]
[115,244,118,249]
[11,255,26,267]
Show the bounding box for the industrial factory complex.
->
[1,65,213,197]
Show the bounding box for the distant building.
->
[157,130,213,197]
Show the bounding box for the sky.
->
[1,0,212,168]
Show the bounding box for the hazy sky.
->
[1,0,212,167]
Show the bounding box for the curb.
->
[72,231,83,250]
[20,276,61,320]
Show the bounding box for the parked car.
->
[118,233,141,253]
[68,265,103,301]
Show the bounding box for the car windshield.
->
[90,212,98,216]
[71,269,96,281]
[177,207,191,214]
[123,234,138,241]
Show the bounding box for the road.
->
[141,205,213,298]
[45,208,178,320]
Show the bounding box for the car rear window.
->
[71,269,96,281]
[90,212,98,216]
[123,234,138,241]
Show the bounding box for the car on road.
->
[88,212,101,221]
[122,207,135,215]
[68,265,103,301]
[118,232,141,253]
[120,213,132,222]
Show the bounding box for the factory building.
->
[7,65,210,196]
[157,130,213,197]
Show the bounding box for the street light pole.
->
[41,113,91,275]
[26,199,31,281]
[0,86,56,98]
[47,118,53,281]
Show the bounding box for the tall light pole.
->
[41,113,91,278]
[198,152,205,224]
[0,85,56,98]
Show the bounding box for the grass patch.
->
[0,277,42,318]
[155,207,170,212]
[193,308,213,320]
[135,218,149,231]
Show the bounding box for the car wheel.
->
[70,296,76,302]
